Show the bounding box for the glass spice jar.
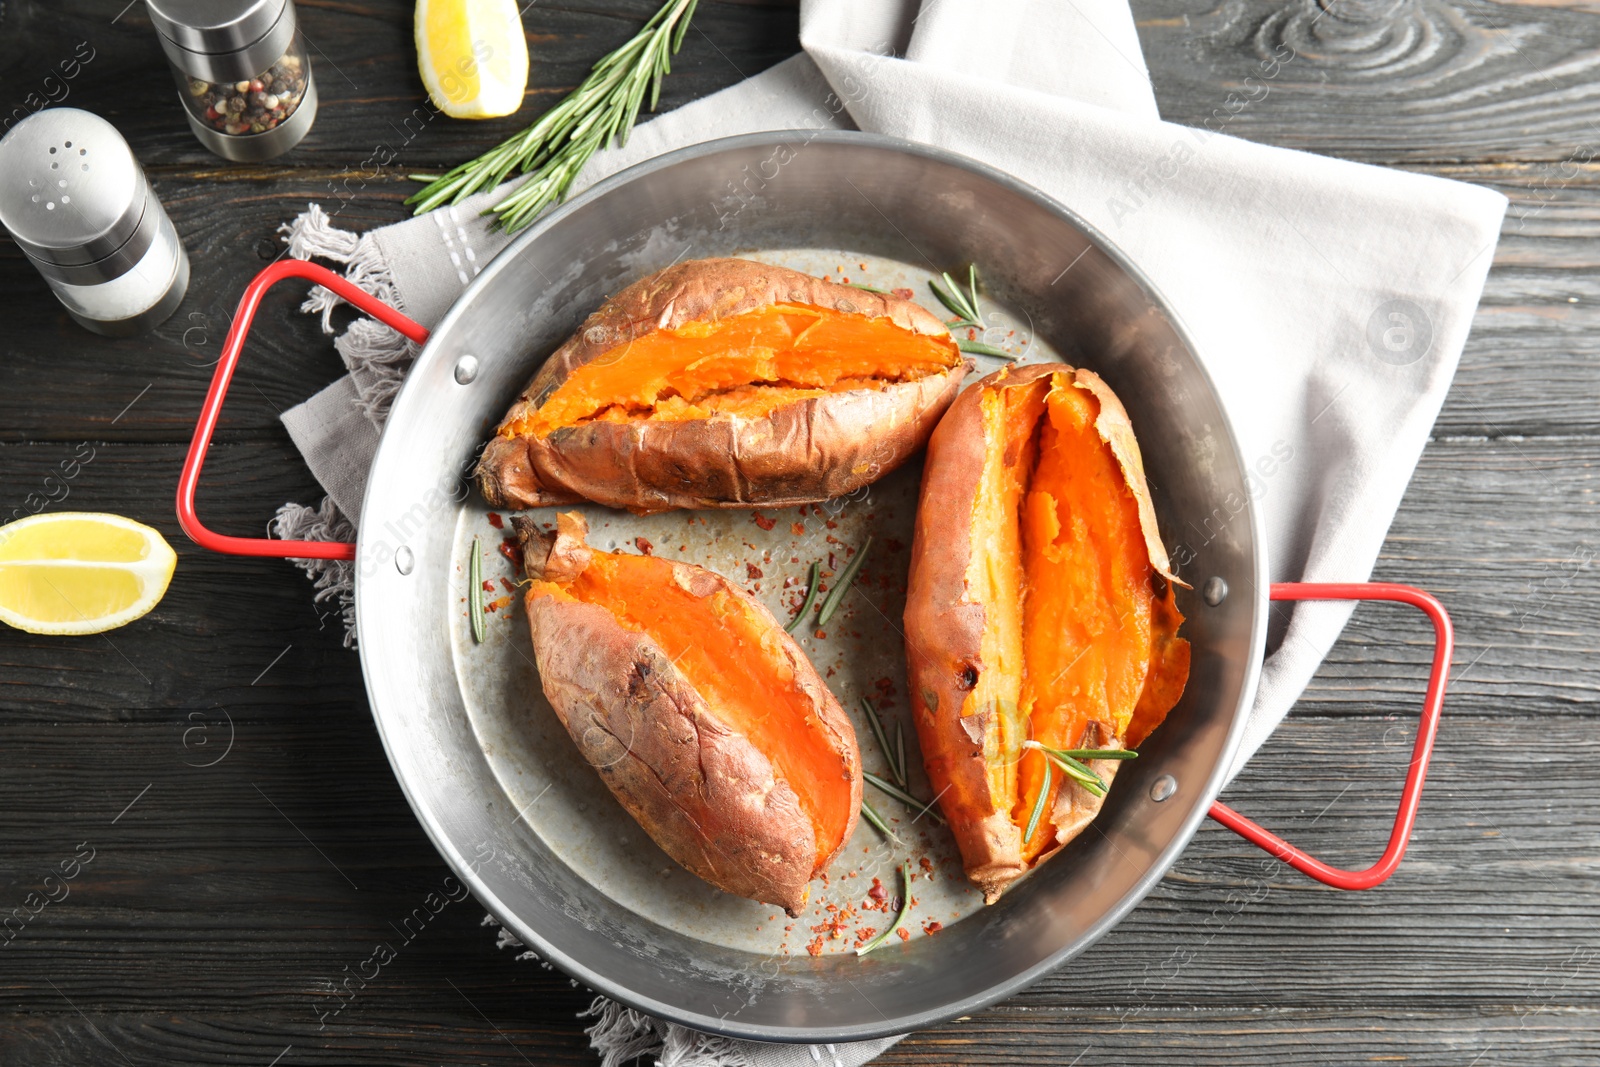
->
[0,109,191,337]
[146,0,318,163]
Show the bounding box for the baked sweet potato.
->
[515,512,862,915]
[903,363,1191,902]
[479,258,971,513]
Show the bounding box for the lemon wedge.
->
[0,512,177,635]
[416,0,529,119]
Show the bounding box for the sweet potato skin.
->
[517,515,861,916]
[904,363,1181,903]
[478,258,971,513]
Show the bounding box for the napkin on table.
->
[272,1,1507,1063]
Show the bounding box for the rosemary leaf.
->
[894,722,909,793]
[859,696,902,789]
[785,561,821,634]
[856,862,913,956]
[928,273,973,323]
[859,800,901,843]
[469,537,486,645]
[848,282,889,294]
[407,0,699,233]
[1023,740,1110,797]
[864,771,945,825]
[958,339,1015,359]
[1023,759,1052,843]
[1060,748,1139,761]
[816,535,872,627]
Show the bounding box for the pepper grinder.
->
[0,108,190,337]
[147,0,318,162]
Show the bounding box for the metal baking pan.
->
[178,132,1452,1042]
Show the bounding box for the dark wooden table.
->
[3,1,1597,1063]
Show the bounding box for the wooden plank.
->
[1131,0,1600,165]
[2,433,1592,718]
[7,1005,1599,1066]
[1,711,1597,1010]
[1,165,1599,446]
[0,0,800,171]
[885,1007,1600,1065]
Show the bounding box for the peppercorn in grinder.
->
[147,0,317,163]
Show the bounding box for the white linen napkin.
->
[272,1,1506,1062]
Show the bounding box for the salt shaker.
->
[147,0,317,162]
[0,109,190,337]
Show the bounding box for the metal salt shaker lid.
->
[146,0,297,85]
[0,108,159,285]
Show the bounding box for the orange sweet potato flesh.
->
[477,258,970,514]
[518,513,861,915]
[904,363,1189,900]
[513,303,961,434]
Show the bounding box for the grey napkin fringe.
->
[280,203,422,426]
[481,915,772,1067]
[270,203,427,648]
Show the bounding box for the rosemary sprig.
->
[785,561,821,634]
[469,536,486,644]
[928,265,983,329]
[848,282,889,295]
[1023,759,1052,843]
[859,800,901,844]
[816,535,872,627]
[864,771,945,826]
[407,0,699,233]
[859,696,905,789]
[856,861,912,956]
[894,724,908,794]
[930,265,1019,361]
[1022,739,1138,799]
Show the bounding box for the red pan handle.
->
[1207,581,1453,890]
[176,259,430,560]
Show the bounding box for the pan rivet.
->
[1150,774,1177,802]
[395,546,414,575]
[1202,576,1228,607]
[454,355,480,385]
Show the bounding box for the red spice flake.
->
[874,677,894,693]
[634,536,654,555]
[868,877,887,903]
[920,856,935,873]
[892,287,914,300]
[751,512,776,531]
[806,938,825,957]
[897,928,911,942]
[499,577,515,592]
[790,556,800,564]
[791,522,806,536]
[854,926,877,944]
[485,511,504,529]
[922,920,943,934]
[485,595,512,614]
[679,545,687,552]
[499,538,520,564]
[815,630,827,640]
[841,277,850,285]
[885,537,905,554]
[828,552,838,570]
[782,575,797,589]
[746,563,763,580]
[825,520,838,530]
[481,580,495,593]
[798,504,809,516]
[859,262,868,271]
